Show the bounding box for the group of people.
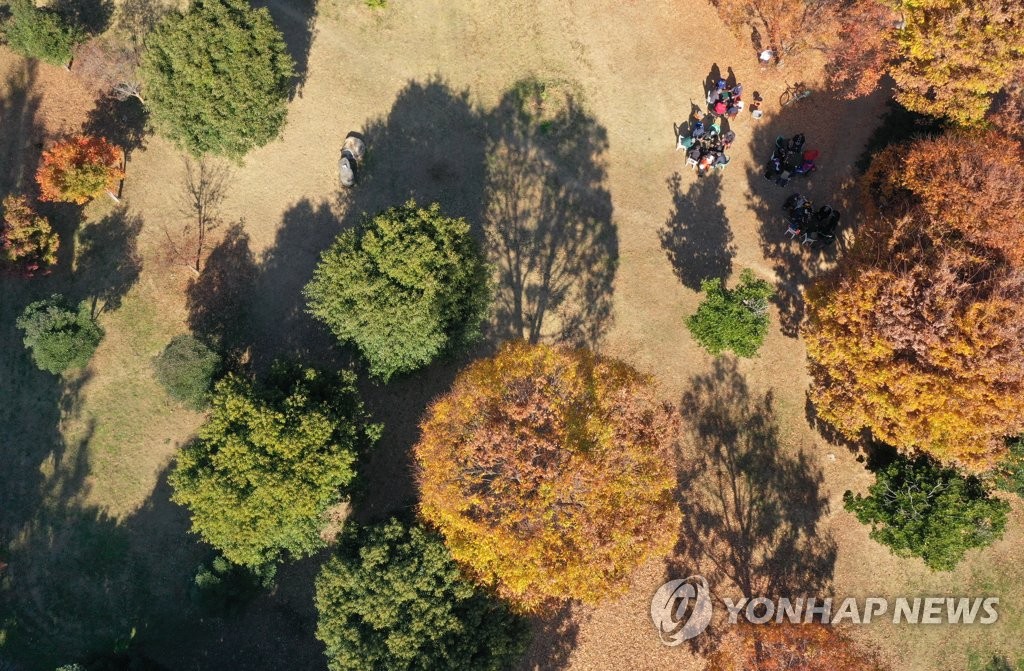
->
[708,79,747,120]
[678,77,750,174]
[764,133,818,186]
[783,193,840,247]
[681,114,736,173]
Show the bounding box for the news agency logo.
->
[650,576,1000,645]
[649,575,713,645]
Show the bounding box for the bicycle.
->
[779,82,813,107]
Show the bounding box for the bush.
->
[844,455,1009,571]
[315,519,527,671]
[415,341,680,610]
[686,269,773,357]
[2,0,82,66]
[140,0,294,158]
[153,334,220,409]
[169,366,381,567]
[305,200,491,381]
[191,554,276,615]
[16,294,103,374]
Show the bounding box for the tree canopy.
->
[36,135,124,205]
[305,200,491,381]
[1,194,59,271]
[2,0,82,66]
[415,341,680,611]
[686,269,773,358]
[844,455,1009,571]
[16,294,103,374]
[890,0,1024,125]
[170,366,380,567]
[804,130,1024,467]
[139,0,294,158]
[315,519,527,671]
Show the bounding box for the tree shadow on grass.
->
[659,171,734,291]
[247,199,345,373]
[185,222,259,367]
[83,94,149,161]
[54,0,115,35]
[251,0,318,99]
[0,62,43,197]
[671,358,836,630]
[745,88,887,336]
[483,79,617,347]
[72,205,143,316]
[516,602,581,671]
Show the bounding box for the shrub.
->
[140,0,294,158]
[415,341,680,611]
[2,0,82,66]
[305,200,491,381]
[36,135,124,205]
[153,334,220,409]
[191,554,276,615]
[16,294,103,374]
[1,194,59,270]
[169,366,381,567]
[844,455,1009,571]
[315,519,527,671]
[686,269,773,357]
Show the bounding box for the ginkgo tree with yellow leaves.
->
[415,341,681,611]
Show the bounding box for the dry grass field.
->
[1,0,1022,669]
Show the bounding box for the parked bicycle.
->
[780,82,812,107]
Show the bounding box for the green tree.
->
[315,519,527,671]
[991,439,1024,498]
[16,294,103,374]
[686,269,774,357]
[153,334,220,409]
[2,0,82,66]
[844,455,1009,570]
[170,366,381,567]
[305,200,491,381]
[139,0,294,158]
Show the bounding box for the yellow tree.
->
[415,341,680,611]
[805,131,1024,468]
[890,0,1024,125]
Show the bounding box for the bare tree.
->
[162,157,233,274]
[73,37,145,103]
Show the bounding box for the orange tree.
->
[415,341,680,611]
[707,623,890,671]
[36,135,124,204]
[1,195,58,270]
[804,130,1024,468]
